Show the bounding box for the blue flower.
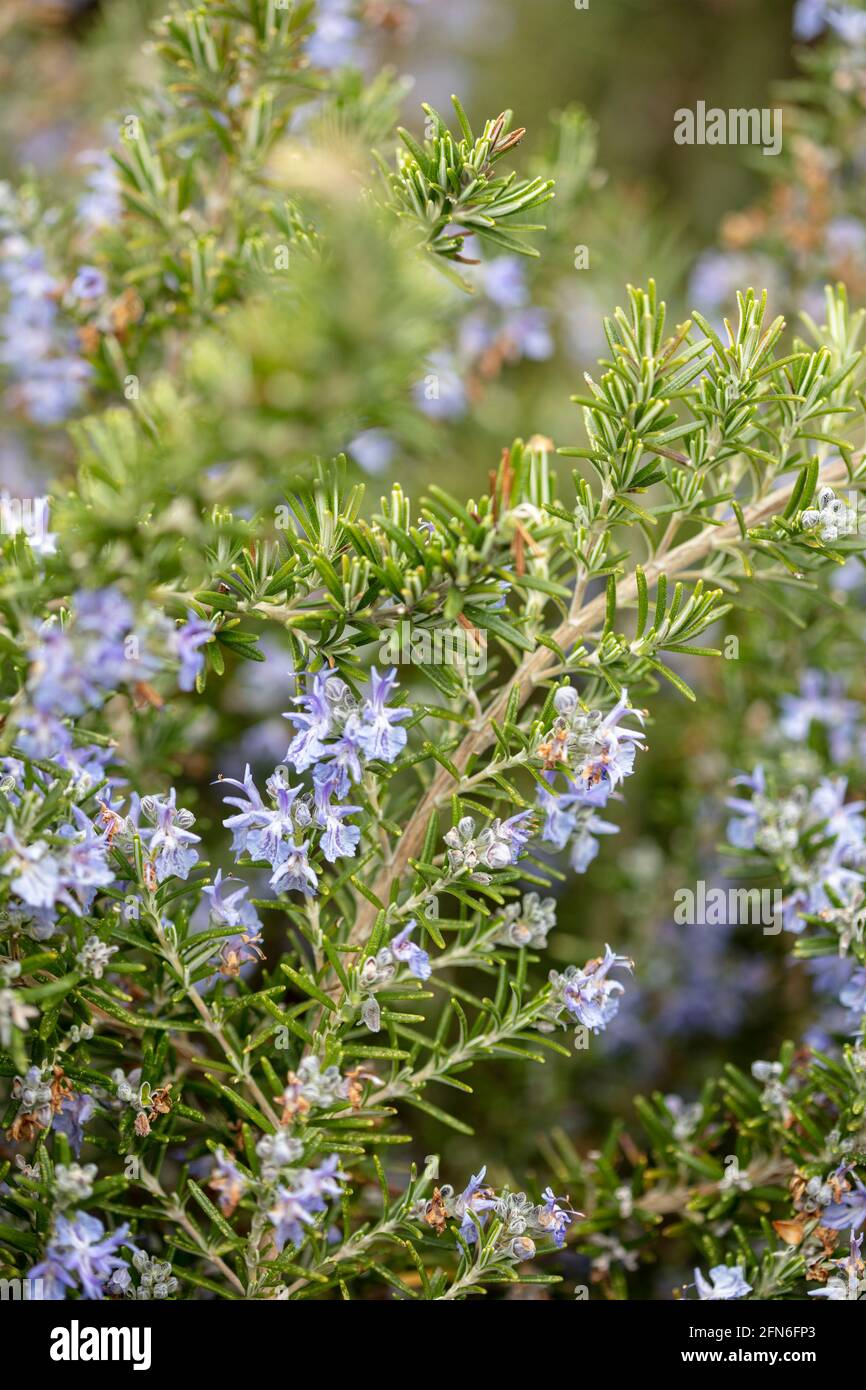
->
[142,789,201,882]
[202,870,265,977]
[725,765,767,849]
[69,265,107,302]
[30,1212,132,1300]
[826,4,866,44]
[218,764,269,858]
[284,670,337,772]
[172,612,213,692]
[267,1155,346,1251]
[352,667,411,763]
[0,821,61,908]
[779,670,859,763]
[348,428,395,475]
[414,350,467,420]
[306,0,361,67]
[28,625,102,717]
[502,306,554,361]
[810,777,866,854]
[56,805,115,913]
[391,921,431,980]
[75,587,134,641]
[693,1264,752,1300]
[312,732,363,798]
[455,1166,497,1243]
[822,1174,866,1232]
[537,786,579,850]
[550,945,632,1034]
[480,256,529,309]
[26,589,145,722]
[219,766,309,872]
[537,1187,574,1248]
[209,1147,248,1217]
[840,968,866,1024]
[77,149,122,229]
[794,0,830,39]
[53,1091,97,1157]
[570,811,619,873]
[314,785,361,863]
[269,838,318,897]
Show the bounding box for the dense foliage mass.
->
[2,0,866,1301]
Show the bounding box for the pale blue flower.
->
[0,821,60,908]
[69,265,106,302]
[172,612,213,692]
[569,812,619,873]
[143,789,201,882]
[284,670,336,772]
[693,1263,752,1300]
[779,670,859,763]
[30,1212,132,1300]
[502,306,553,361]
[456,1166,497,1243]
[353,667,411,763]
[203,868,261,932]
[414,350,467,420]
[268,1155,345,1251]
[538,1187,574,1248]
[821,1174,866,1232]
[77,149,122,229]
[840,969,866,1023]
[56,805,115,913]
[269,838,318,896]
[314,786,361,863]
[552,945,632,1033]
[391,921,431,980]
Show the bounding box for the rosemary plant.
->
[1,0,866,1304]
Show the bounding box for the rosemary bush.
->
[2,0,866,1303]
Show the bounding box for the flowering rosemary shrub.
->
[2,0,866,1304]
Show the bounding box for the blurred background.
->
[4,0,863,1297]
[1,0,804,469]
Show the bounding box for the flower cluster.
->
[536,687,646,873]
[3,0,866,1305]
[0,806,114,940]
[726,768,866,941]
[285,666,411,786]
[542,945,633,1042]
[15,589,212,776]
[801,484,856,543]
[444,811,534,876]
[0,235,90,425]
[106,1250,179,1301]
[779,668,864,764]
[220,667,410,897]
[267,1156,347,1252]
[421,1165,577,1264]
